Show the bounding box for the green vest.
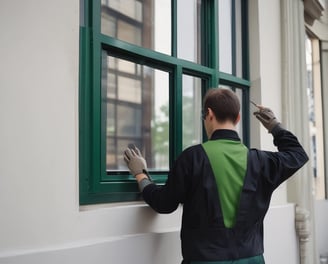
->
[202,139,248,228]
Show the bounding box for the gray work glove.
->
[123,146,147,177]
[253,107,280,133]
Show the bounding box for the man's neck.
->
[208,122,236,138]
[214,122,236,131]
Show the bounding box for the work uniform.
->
[142,126,308,264]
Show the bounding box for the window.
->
[305,33,326,199]
[80,0,250,204]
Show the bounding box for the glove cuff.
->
[138,178,153,192]
[137,169,153,192]
[270,123,283,136]
[268,121,281,133]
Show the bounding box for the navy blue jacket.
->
[142,126,308,262]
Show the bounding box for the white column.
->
[321,41,328,197]
[280,0,318,263]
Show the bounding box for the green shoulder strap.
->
[202,139,248,228]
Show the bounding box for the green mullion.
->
[241,0,250,80]
[210,71,219,88]
[240,0,250,146]
[79,26,92,200]
[218,72,250,87]
[81,191,142,205]
[242,87,250,147]
[90,0,103,193]
[208,0,218,69]
[216,0,220,71]
[91,40,102,193]
[231,0,237,75]
[92,0,101,33]
[101,172,168,182]
[100,35,214,76]
[201,0,208,66]
[171,66,183,163]
[92,0,107,186]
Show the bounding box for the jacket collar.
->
[210,129,240,141]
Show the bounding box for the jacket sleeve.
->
[260,125,309,189]
[141,148,192,214]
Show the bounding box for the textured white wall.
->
[315,200,328,257]
[0,0,80,251]
[249,0,288,206]
[0,0,301,263]
[0,205,298,264]
[0,1,183,262]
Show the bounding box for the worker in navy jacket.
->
[124,88,308,264]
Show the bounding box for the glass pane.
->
[218,86,243,138]
[177,0,202,63]
[102,53,170,171]
[218,0,232,74]
[219,0,244,77]
[305,35,325,199]
[235,0,243,78]
[182,75,203,149]
[101,0,171,55]
[235,88,243,137]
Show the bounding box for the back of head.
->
[203,88,240,124]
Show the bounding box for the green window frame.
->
[79,0,250,205]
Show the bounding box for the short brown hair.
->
[203,88,240,123]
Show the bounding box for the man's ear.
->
[234,113,241,124]
[208,108,214,120]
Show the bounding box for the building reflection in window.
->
[101,0,171,55]
[102,54,169,171]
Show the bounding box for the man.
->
[124,88,308,264]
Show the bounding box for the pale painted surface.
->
[315,200,328,258]
[0,0,310,263]
[0,205,298,264]
[248,0,287,206]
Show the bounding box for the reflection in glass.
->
[218,0,244,77]
[101,0,171,55]
[218,86,243,138]
[177,0,202,63]
[305,35,325,199]
[219,0,232,74]
[235,0,243,78]
[102,52,170,171]
[182,75,203,149]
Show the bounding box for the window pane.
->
[182,75,203,149]
[177,0,202,63]
[235,0,243,78]
[101,0,171,55]
[305,35,325,199]
[219,0,232,74]
[102,53,170,171]
[219,0,244,77]
[235,88,243,137]
[218,86,243,138]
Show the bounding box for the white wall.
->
[315,200,328,258]
[0,205,298,264]
[249,0,288,205]
[0,1,183,263]
[0,0,301,263]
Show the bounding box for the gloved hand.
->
[253,107,280,133]
[123,146,147,177]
